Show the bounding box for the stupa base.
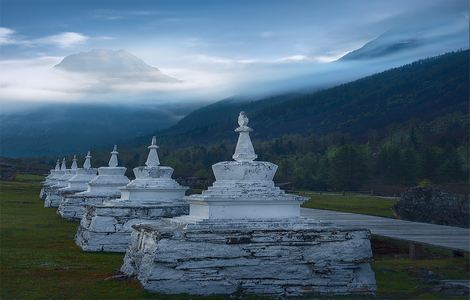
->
[44,192,62,207]
[57,194,115,221]
[39,187,46,200]
[40,185,55,201]
[75,201,189,253]
[121,217,376,297]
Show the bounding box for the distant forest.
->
[157,112,468,194]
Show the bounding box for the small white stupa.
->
[40,159,61,200]
[57,151,98,219]
[44,157,78,208]
[121,112,376,297]
[75,137,188,252]
[58,145,130,221]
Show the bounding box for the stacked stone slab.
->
[121,112,377,297]
[75,137,189,252]
[57,151,98,219]
[40,159,61,200]
[45,157,78,208]
[58,145,129,221]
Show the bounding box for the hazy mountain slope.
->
[156,50,468,145]
[0,103,202,157]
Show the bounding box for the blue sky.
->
[0,0,468,107]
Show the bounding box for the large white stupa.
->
[40,159,61,200]
[75,137,189,252]
[57,151,98,219]
[44,157,78,207]
[57,145,130,221]
[121,112,376,297]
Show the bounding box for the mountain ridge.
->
[152,50,468,147]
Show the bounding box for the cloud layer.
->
[0,0,468,110]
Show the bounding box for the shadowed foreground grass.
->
[0,175,468,299]
[0,174,216,299]
[300,191,398,218]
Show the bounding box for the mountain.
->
[54,49,179,82]
[339,26,467,61]
[340,33,420,61]
[155,50,468,146]
[0,102,202,157]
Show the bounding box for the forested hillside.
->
[149,50,468,194]
[157,50,468,144]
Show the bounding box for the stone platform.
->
[75,137,189,252]
[40,159,61,200]
[58,146,129,220]
[57,192,118,221]
[45,157,77,208]
[75,200,188,252]
[121,217,376,296]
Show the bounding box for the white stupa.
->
[40,159,61,200]
[188,112,304,219]
[57,145,130,220]
[121,112,376,297]
[57,151,98,219]
[75,137,189,252]
[44,157,78,207]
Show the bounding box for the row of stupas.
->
[39,112,376,297]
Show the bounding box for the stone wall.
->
[75,202,188,252]
[57,195,116,221]
[121,218,376,297]
[394,187,470,228]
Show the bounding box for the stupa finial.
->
[83,151,92,169]
[71,155,78,170]
[145,136,160,167]
[55,159,61,170]
[232,111,257,162]
[108,145,119,167]
[60,157,67,170]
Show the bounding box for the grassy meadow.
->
[0,174,468,299]
[300,191,398,218]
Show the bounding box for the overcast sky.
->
[0,0,468,107]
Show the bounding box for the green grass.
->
[300,191,398,218]
[0,174,221,299]
[372,240,470,299]
[0,175,468,299]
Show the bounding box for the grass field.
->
[300,191,398,218]
[0,174,468,299]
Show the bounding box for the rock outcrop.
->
[394,187,470,228]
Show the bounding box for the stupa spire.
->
[60,158,67,170]
[232,111,257,162]
[71,155,78,170]
[145,136,160,167]
[55,159,61,170]
[108,145,119,167]
[83,151,92,169]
